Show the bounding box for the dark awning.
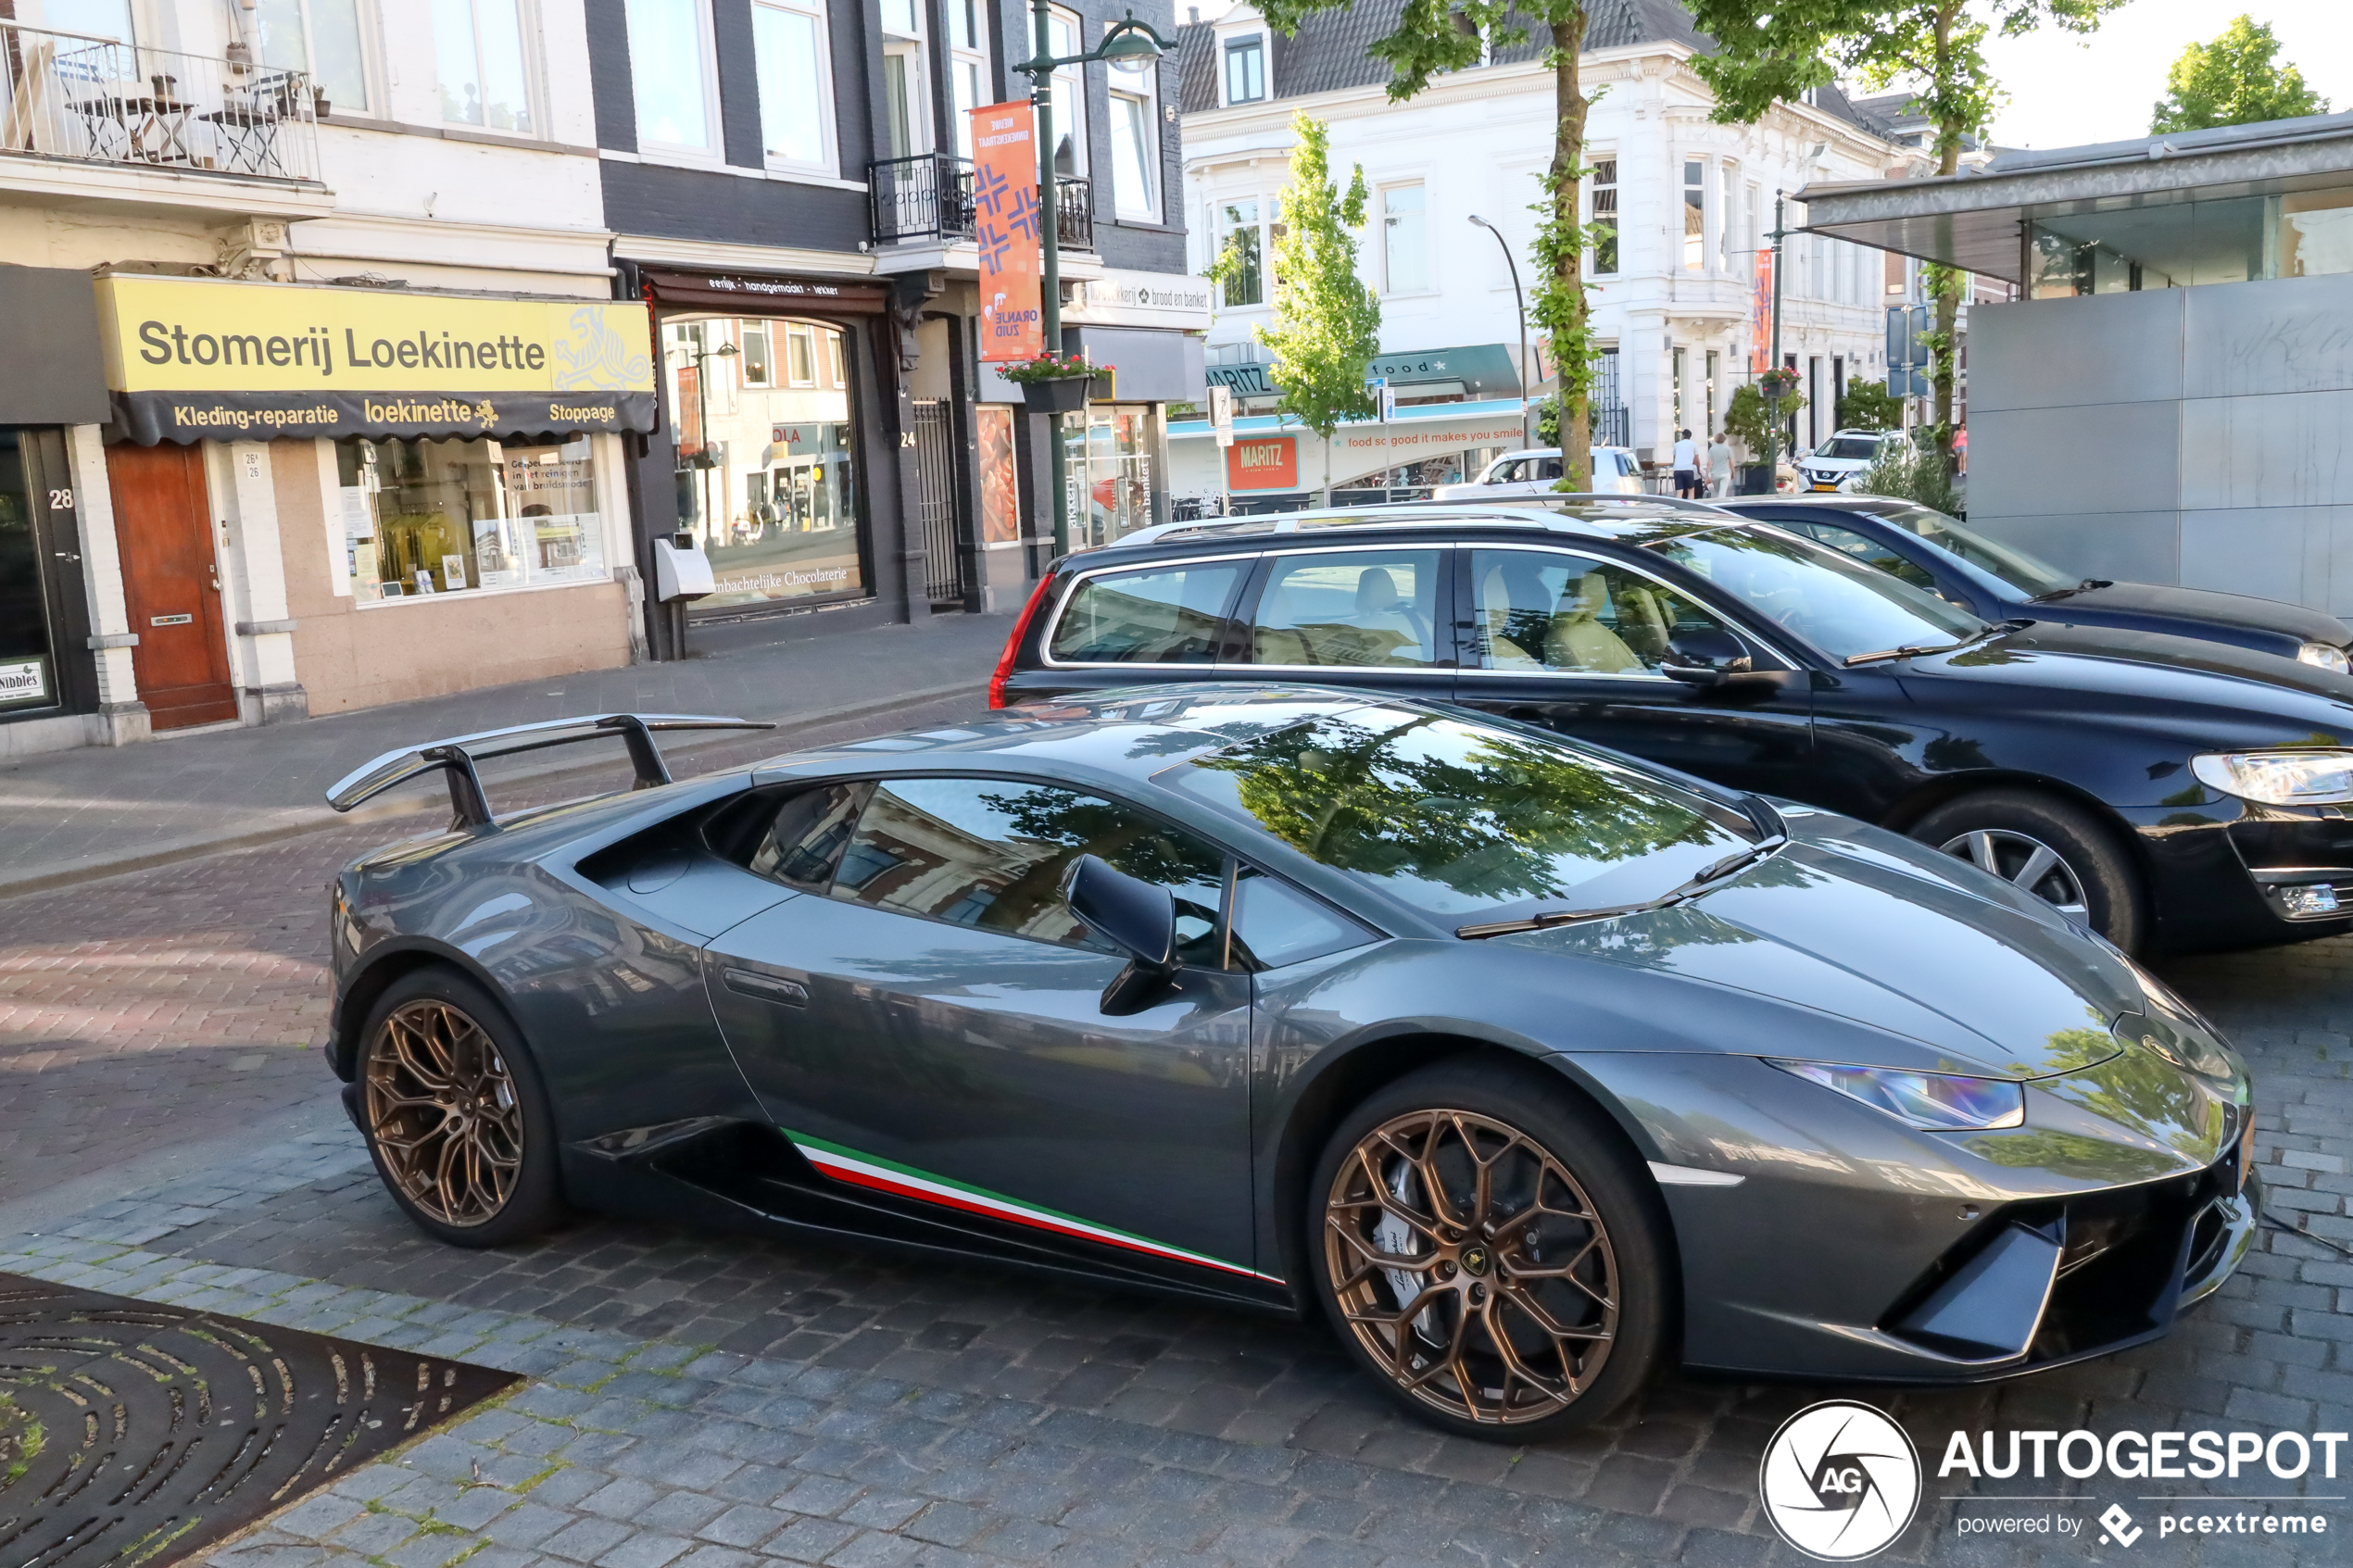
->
[0,267,109,426]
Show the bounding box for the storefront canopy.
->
[94,275,658,445]
[1205,343,1523,401]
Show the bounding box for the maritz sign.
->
[1227,436,1297,490]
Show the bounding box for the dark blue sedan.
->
[1717,494,2353,675]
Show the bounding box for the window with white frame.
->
[880,0,930,159]
[1108,59,1158,220]
[1382,182,1427,294]
[253,0,371,114]
[948,0,988,157]
[1048,9,1087,175]
[1223,33,1265,105]
[1682,158,1705,270]
[740,323,774,386]
[753,0,835,172]
[1588,157,1617,276]
[434,0,535,132]
[1217,196,1263,306]
[626,0,718,154]
[786,324,818,386]
[1718,162,1737,272]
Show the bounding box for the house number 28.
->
[47,488,72,510]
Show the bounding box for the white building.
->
[1171,0,1911,508]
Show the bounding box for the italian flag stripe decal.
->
[784,1128,1281,1284]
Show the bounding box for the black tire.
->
[1907,789,2146,954]
[1306,1058,1670,1440]
[357,968,564,1248]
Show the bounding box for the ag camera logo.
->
[1761,1400,1923,1560]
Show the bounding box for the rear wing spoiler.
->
[326,712,776,829]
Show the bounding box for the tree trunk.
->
[1550,8,1591,488]
[1929,0,1963,472]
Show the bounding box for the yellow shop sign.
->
[94,275,657,444]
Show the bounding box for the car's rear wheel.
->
[1908,789,2145,953]
[1307,1060,1667,1439]
[359,969,562,1248]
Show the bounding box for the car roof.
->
[1109,495,1736,553]
[1716,495,1906,517]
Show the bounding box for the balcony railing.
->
[0,20,321,183]
[869,153,1093,252]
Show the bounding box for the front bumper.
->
[2128,801,2353,951]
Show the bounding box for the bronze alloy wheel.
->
[364,998,525,1228]
[1323,1107,1618,1426]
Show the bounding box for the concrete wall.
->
[1969,273,2353,618]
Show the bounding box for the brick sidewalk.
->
[0,610,1010,895]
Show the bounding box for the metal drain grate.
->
[0,1273,517,1568]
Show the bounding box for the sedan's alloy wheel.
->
[1324,1108,1617,1425]
[364,999,524,1227]
[1939,827,2091,926]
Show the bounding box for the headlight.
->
[1768,1060,2025,1130]
[2190,750,2353,806]
[2298,641,2351,675]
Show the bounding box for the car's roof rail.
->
[326,712,776,830]
[1113,493,1729,550]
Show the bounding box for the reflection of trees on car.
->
[1194,714,1720,908]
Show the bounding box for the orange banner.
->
[971,101,1044,362]
[1750,249,1774,373]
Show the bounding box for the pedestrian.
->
[1707,429,1734,497]
[1671,428,1701,499]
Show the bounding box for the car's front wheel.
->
[1308,1060,1668,1439]
[1908,789,2145,953]
[358,969,563,1248]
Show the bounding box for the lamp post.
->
[1467,215,1534,453]
[1013,8,1168,557]
[1764,190,1788,493]
[667,334,737,656]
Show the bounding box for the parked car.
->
[323,698,2257,1440]
[1434,445,1642,498]
[1716,494,2353,673]
[992,495,2353,955]
[1795,428,1898,492]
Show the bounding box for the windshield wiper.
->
[2029,577,2114,603]
[1843,641,1960,666]
[1455,830,1789,939]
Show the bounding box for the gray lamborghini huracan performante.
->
[322,691,2259,1438]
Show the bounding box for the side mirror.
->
[1660,627,1755,687]
[1063,854,1177,1014]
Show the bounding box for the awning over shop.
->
[1068,326,1205,402]
[1204,343,1523,401]
[94,275,659,445]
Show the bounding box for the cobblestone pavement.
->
[3,743,2350,1564]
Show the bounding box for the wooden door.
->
[108,443,237,730]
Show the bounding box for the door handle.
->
[208,570,221,592]
[722,967,809,1007]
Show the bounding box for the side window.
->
[833,778,1229,964]
[1468,549,1730,674]
[1247,549,1442,669]
[1787,522,1937,591]
[743,782,872,889]
[1490,458,1525,484]
[1537,457,1563,481]
[1049,560,1248,664]
[1229,869,1372,972]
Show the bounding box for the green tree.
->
[1259,0,1596,495]
[1252,113,1381,506]
[1835,378,1906,432]
[2151,15,2328,133]
[1724,379,1805,465]
[1687,0,2125,475]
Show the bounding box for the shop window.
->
[434,0,535,134]
[1589,157,1617,276]
[0,432,57,714]
[338,435,604,600]
[1060,408,1154,549]
[753,0,834,172]
[627,0,718,154]
[253,0,371,115]
[1223,34,1264,105]
[1382,183,1427,295]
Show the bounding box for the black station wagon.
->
[988,497,2353,957]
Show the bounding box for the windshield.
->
[1164,707,1752,922]
[1862,503,2076,596]
[1815,436,1882,460]
[1647,526,1988,660]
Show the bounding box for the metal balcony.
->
[0,20,321,183]
[869,154,1093,252]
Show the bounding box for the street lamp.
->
[1013,8,1169,556]
[666,335,738,652]
[1467,215,1535,452]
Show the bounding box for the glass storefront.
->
[337,435,606,599]
[2029,183,2353,296]
[1059,406,1156,549]
[665,315,866,609]
[0,429,57,712]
